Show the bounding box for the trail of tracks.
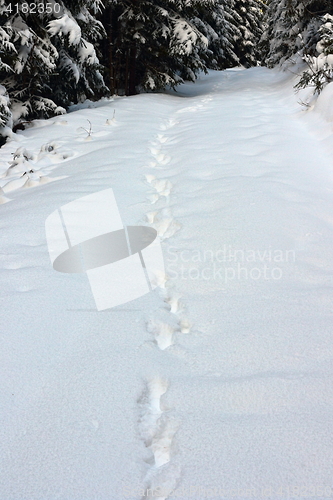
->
[136,69,333,498]
[1,68,333,499]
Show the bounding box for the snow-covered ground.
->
[1,68,333,500]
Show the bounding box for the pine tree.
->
[302,0,333,53]
[192,0,241,70]
[192,0,263,71]
[0,84,11,146]
[1,0,267,144]
[296,12,333,93]
[261,0,333,94]
[47,0,107,106]
[0,6,15,144]
[261,0,333,68]
[0,0,107,142]
[233,0,263,67]
[100,0,217,95]
[261,0,306,67]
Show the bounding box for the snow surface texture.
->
[1,68,333,500]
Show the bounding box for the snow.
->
[1,67,333,500]
[313,82,333,122]
[0,84,11,129]
[48,14,82,45]
[173,18,208,55]
[78,40,99,65]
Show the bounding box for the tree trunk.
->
[125,49,130,95]
[108,7,115,95]
[128,45,137,95]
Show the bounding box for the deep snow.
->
[1,68,333,500]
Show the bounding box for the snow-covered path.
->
[1,68,333,500]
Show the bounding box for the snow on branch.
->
[172,17,208,55]
[48,15,81,45]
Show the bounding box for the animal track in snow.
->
[150,207,181,240]
[163,289,183,315]
[138,377,168,452]
[146,174,157,184]
[146,211,158,224]
[151,417,178,467]
[138,378,180,499]
[149,269,168,289]
[150,146,161,156]
[158,154,171,165]
[149,147,171,165]
[139,113,194,499]
[153,179,172,198]
[147,320,176,350]
[156,134,169,144]
[147,193,160,204]
[154,216,182,240]
[201,95,213,104]
[159,118,178,131]
[145,175,173,201]
[158,286,192,334]
[176,104,204,114]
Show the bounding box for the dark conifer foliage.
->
[0,0,106,139]
[100,0,215,95]
[3,0,312,144]
[261,0,333,93]
[233,0,263,67]
[262,0,333,68]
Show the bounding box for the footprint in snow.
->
[152,179,172,197]
[147,320,175,350]
[159,118,178,131]
[156,134,169,144]
[156,153,171,165]
[145,177,173,204]
[163,290,183,315]
[150,208,181,239]
[154,217,182,240]
[138,378,180,499]
[147,193,160,204]
[146,211,158,224]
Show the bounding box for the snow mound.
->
[313,82,333,122]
